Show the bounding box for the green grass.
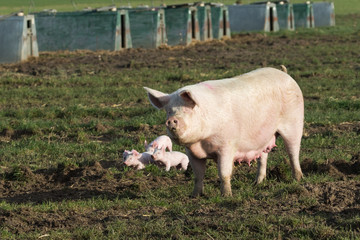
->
[0,0,358,15]
[0,7,360,240]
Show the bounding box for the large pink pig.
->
[144,67,304,197]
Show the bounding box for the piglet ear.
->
[153,141,158,148]
[179,90,197,108]
[144,87,170,109]
[131,149,139,156]
[123,150,129,157]
[144,140,148,148]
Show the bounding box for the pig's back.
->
[205,67,297,93]
[185,67,303,151]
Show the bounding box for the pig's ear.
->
[179,90,197,108]
[144,140,148,148]
[153,141,158,148]
[131,149,139,156]
[144,87,170,109]
[123,150,129,157]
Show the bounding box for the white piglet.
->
[152,148,189,171]
[123,149,154,170]
[144,135,173,154]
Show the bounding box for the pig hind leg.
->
[277,121,303,181]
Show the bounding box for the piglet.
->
[144,135,173,154]
[123,149,154,170]
[152,147,189,171]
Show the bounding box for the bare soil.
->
[0,32,348,78]
[1,155,360,234]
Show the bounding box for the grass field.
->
[0,1,360,239]
[0,0,359,15]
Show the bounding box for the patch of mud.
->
[0,160,192,234]
[304,121,360,138]
[304,181,360,212]
[0,30,356,78]
[301,157,360,180]
[0,161,182,204]
[1,157,360,234]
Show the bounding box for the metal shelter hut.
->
[276,2,295,30]
[197,4,213,41]
[228,2,279,33]
[0,14,39,63]
[313,2,335,27]
[124,7,167,48]
[164,4,200,46]
[293,2,315,28]
[210,4,231,39]
[34,9,132,52]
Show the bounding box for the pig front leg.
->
[255,152,268,184]
[165,161,171,171]
[136,163,145,170]
[217,153,234,197]
[181,157,189,171]
[187,148,206,197]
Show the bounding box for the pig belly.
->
[234,135,277,166]
[234,151,261,166]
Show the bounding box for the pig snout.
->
[166,117,178,131]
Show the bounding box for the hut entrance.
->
[121,14,126,48]
[269,6,274,31]
[26,19,34,56]
[222,9,228,36]
[191,9,197,39]
[206,8,211,39]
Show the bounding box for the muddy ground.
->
[0,21,360,236]
[0,150,360,234]
[1,33,346,78]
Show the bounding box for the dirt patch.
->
[301,157,360,180]
[304,121,360,138]
[0,30,356,78]
[1,156,360,234]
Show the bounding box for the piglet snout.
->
[166,117,178,131]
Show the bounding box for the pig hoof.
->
[221,192,232,197]
[191,188,204,198]
[293,171,303,181]
[191,192,204,198]
[254,177,265,185]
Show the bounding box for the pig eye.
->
[166,109,173,115]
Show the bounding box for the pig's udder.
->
[235,151,261,167]
[235,140,277,166]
